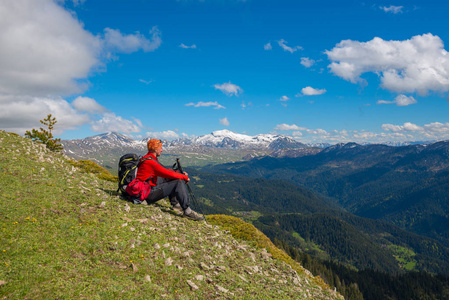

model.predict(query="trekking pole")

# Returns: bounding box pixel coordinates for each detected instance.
[176,158,207,222]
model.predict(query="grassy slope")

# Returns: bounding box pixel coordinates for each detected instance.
[0,131,341,299]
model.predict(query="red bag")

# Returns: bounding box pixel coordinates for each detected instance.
[125,178,152,200]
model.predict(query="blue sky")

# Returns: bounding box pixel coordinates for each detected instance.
[1,0,449,144]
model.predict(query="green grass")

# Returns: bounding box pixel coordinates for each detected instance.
[234,211,263,223]
[70,159,118,182]
[388,245,417,271]
[0,131,341,299]
[198,197,213,207]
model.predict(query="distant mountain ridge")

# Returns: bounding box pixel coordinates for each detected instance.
[61,130,319,169]
[63,130,431,150]
[62,130,432,166]
[62,130,308,151]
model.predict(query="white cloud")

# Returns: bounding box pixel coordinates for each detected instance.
[301,86,327,96]
[295,127,384,143]
[382,122,423,132]
[0,0,100,97]
[0,95,90,135]
[301,57,315,68]
[380,5,403,14]
[185,101,225,109]
[0,0,165,137]
[380,121,449,140]
[308,128,329,135]
[275,124,305,131]
[179,43,197,49]
[424,122,449,133]
[277,39,303,53]
[326,34,449,95]
[279,95,290,101]
[139,79,152,85]
[146,130,180,140]
[103,26,162,54]
[381,124,404,132]
[213,82,243,96]
[264,42,272,50]
[377,94,417,106]
[377,100,392,105]
[91,112,142,133]
[403,122,423,131]
[0,94,141,136]
[132,117,143,128]
[241,101,253,109]
[219,117,230,126]
[71,0,86,6]
[274,121,449,144]
[72,96,107,113]
[395,95,418,106]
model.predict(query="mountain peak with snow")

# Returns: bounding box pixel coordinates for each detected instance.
[190,130,282,148]
[62,130,314,161]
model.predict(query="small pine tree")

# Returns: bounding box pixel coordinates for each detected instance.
[25,114,64,152]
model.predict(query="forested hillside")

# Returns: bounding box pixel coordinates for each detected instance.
[200,142,449,247]
[187,168,449,275]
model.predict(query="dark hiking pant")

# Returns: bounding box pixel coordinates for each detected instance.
[144,178,190,210]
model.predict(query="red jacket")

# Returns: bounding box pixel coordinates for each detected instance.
[136,152,188,186]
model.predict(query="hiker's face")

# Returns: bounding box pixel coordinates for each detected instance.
[155,146,163,157]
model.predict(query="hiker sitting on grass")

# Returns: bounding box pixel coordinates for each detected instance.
[131,139,204,221]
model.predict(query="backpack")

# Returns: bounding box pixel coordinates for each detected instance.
[117,153,140,197]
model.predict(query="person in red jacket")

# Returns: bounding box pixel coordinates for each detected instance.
[136,139,204,221]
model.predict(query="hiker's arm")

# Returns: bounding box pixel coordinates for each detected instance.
[153,162,189,181]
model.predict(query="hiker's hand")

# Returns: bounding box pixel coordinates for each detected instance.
[182,171,189,182]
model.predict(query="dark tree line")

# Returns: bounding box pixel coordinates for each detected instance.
[274,238,449,300]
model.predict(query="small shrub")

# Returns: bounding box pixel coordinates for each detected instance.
[24,114,63,152]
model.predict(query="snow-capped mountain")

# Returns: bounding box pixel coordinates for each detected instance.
[62,132,146,155]
[61,132,147,168]
[379,140,434,147]
[166,129,298,149]
[62,131,435,157]
[61,130,314,167]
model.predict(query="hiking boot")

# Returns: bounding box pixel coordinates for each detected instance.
[172,204,183,216]
[183,209,205,221]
